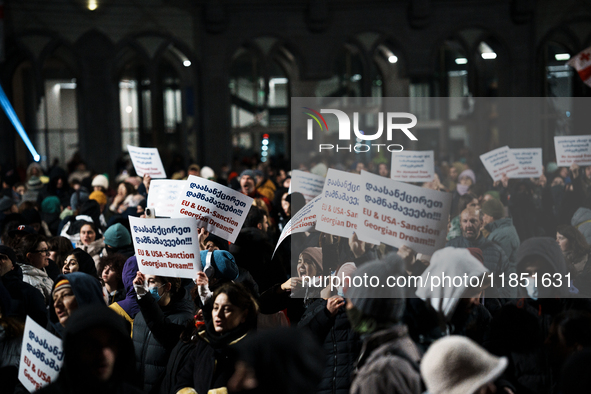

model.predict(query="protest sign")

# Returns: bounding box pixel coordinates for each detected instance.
[290,170,325,203]
[510,148,543,178]
[273,195,321,257]
[479,146,520,181]
[147,179,185,217]
[18,316,63,392]
[129,216,200,279]
[315,169,364,239]
[356,170,452,255]
[127,145,167,178]
[170,175,253,243]
[554,135,591,166]
[391,150,435,182]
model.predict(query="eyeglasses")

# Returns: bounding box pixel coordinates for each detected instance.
[35,249,50,255]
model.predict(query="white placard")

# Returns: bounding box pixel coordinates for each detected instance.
[127,145,167,178]
[356,170,452,255]
[19,316,63,392]
[170,175,253,243]
[147,180,185,217]
[315,169,364,239]
[479,146,520,181]
[129,216,200,279]
[391,150,435,183]
[554,135,591,167]
[290,170,325,203]
[273,195,321,257]
[510,148,543,178]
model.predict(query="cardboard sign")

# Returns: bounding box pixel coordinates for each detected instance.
[554,135,591,166]
[290,170,325,203]
[147,180,185,217]
[273,195,321,257]
[479,146,520,181]
[510,148,543,178]
[18,316,64,392]
[129,216,200,279]
[356,170,452,255]
[127,145,167,178]
[315,169,364,239]
[391,150,435,182]
[170,175,253,243]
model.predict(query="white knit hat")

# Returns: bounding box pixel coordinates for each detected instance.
[91,174,109,189]
[421,336,507,394]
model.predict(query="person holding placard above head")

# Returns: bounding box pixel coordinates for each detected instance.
[132,272,194,394]
[49,272,106,338]
[447,207,513,298]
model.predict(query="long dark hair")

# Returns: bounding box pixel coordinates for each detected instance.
[212,282,258,328]
[557,225,591,256]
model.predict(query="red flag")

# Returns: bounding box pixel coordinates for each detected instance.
[567,46,591,87]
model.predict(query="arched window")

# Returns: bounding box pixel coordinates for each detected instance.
[317,43,365,97]
[544,42,574,97]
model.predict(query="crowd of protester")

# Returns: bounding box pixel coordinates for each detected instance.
[0,149,591,394]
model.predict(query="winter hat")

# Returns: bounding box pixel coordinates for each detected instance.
[8,224,36,237]
[421,336,507,394]
[89,191,107,206]
[103,224,131,248]
[484,190,500,201]
[199,250,239,280]
[311,162,328,177]
[299,247,323,274]
[91,174,109,190]
[346,253,407,324]
[200,166,215,180]
[0,245,17,266]
[458,169,476,183]
[41,196,61,214]
[27,176,43,190]
[240,169,255,181]
[481,198,504,220]
[0,196,14,212]
[70,191,89,211]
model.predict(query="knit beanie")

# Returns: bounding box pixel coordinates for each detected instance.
[482,198,504,220]
[91,174,109,190]
[0,245,17,266]
[89,191,107,206]
[200,250,239,280]
[103,224,131,248]
[299,247,323,274]
[346,253,406,324]
[240,170,255,181]
[421,336,507,394]
[484,190,500,201]
[41,196,61,214]
[458,169,476,183]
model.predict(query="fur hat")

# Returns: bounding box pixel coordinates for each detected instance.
[421,336,507,394]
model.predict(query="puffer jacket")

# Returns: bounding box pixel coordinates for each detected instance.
[18,263,54,305]
[298,299,362,394]
[484,217,520,266]
[132,290,194,394]
[572,207,591,245]
[350,325,422,394]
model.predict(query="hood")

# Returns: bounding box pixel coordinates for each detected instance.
[516,237,569,298]
[60,305,138,390]
[49,272,106,328]
[416,247,489,321]
[114,256,140,318]
[572,207,591,227]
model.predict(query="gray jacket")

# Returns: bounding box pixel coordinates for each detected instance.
[485,217,520,267]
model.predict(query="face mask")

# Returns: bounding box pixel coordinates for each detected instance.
[525,277,538,300]
[456,184,470,196]
[148,285,163,302]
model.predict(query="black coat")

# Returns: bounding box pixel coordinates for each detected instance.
[132,291,194,394]
[1,264,47,327]
[298,299,362,394]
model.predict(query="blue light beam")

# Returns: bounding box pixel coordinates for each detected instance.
[0,83,41,162]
